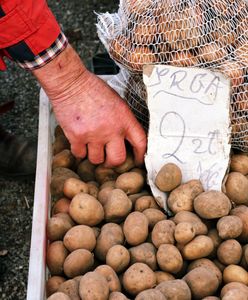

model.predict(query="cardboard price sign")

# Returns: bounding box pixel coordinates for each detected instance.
[143,65,231,212]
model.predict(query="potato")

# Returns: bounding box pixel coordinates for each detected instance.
[47,292,71,300]
[87,181,99,198]
[114,152,135,174]
[183,267,219,299]
[51,167,79,197]
[109,292,129,300]
[106,245,130,273]
[155,279,191,300]
[201,297,220,300]
[132,18,157,45]
[47,213,74,241]
[123,212,149,246]
[217,216,243,239]
[52,135,70,155]
[63,225,96,252]
[182,235,214,260]
[77,159,96,182]
[218,60,244,87]
[52,149,75,170]
[52,198,71,215]
[115,172,144,195]
[123,263,156,296]
[95,265,121,292]
[100,181,116,190]
[104,189,132,223]
[54,125,65,137]
[47,241,69,275]
[213,259,226,273]
[221,282,248,298]
[174,222,196,244]
[198,43,228,63]
[193,191,231,219]
[63,249,94,278]
[230,154,248,175]
[129,243,157,271]
[135,196,160,212]
[63,178,89,199]
[98,186,115,206]
[171,51,198,67]
[168,180,203,213]
[92,227,101,239]
[235,43,248,66]
[230,205,248,242]
[155,163,182,192]
[223,264,248,285]
[128,191,150,205]
[207,229,223,258]
[127,46,157,72]
[57,279,80,300]
[95,164,118,184]
[173,211,208,235]
[225,172,248,205]
[155,271,175,284]
[95,223,124,261]
[46,276,66,297]
[222,289,248,300]
[142,208,166,229]
[151,220,175,248]
[157,244,183,274]
[79,272,109,300]
[69,193,104,226]
[217,239,242,265]
[187,258,222,285]
[135,289,166,300]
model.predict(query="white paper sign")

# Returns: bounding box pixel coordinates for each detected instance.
[143,65,231,212]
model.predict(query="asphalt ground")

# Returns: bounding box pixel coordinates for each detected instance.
[0,1,118,299]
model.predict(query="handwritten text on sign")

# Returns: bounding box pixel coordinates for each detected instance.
[143,65,231,212]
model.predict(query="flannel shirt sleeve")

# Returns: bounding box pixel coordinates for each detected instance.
[16,32,68,70]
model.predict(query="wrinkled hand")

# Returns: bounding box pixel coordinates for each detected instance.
[33,45,147,166]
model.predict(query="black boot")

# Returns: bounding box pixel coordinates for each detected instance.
[0,127,37,177]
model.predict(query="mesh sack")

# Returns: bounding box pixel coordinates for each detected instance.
[97,0,248,151]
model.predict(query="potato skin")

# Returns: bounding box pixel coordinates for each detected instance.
[63,178,89,199]
[182,235,214,260]
[183,267,219,299]
[46,276,66,297]
[174,222,196,244]
[151,220,175,248]
[142,208,166,229]
[52,198,71,215]
[217,239,242,265]
[109,292,129,300]
[135,289,166,300]
[115,172,144,194]
[225,172,248,205]
[155,163,182,192]
[52,149,75,170]
[47,241,69,275]
[193,191,231,219]
[217,215,243,239]
[135,196,160,212]
[155,271,175,284]
[57,279,80,300]
[223,264,248,285]
[79,272,109,300]
[95,223,124,261]
[129,243,157,271]
[155,279,191,300]
[123,263,156,296]
[230,205,248,243]
[69,192,104,226]
[104,189,132,223]
[157,244,183,274]
[47,213,74,241]
[77,159,96,182]
[63,225,96,252]
[220,282,248,298]
[63,249,94,278]
[95,164,118,184]
[47,292,71,300]
[95,265,121,292]
[106,245,130,273]
[168,180,203,213]
[123,212,149,246]
[230,154,248,175]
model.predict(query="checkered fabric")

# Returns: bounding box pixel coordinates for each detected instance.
[17,32,68,70]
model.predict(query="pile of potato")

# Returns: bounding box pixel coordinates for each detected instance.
[46,126,248,300]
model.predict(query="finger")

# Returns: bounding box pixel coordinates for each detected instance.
[104,138,126,168]
[87,143,105,165]
[125,122,147,166]
[71,143,87,159]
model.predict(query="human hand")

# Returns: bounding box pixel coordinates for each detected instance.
[33,45,147,166]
